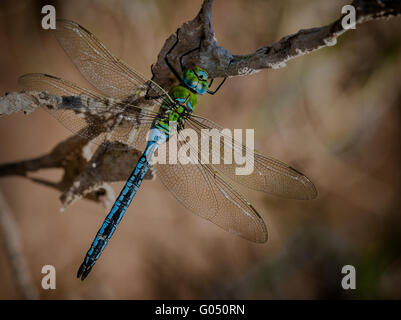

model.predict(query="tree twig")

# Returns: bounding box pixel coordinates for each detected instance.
[0,92,154,208]
[0,190,38,299]
[152,0,401,86]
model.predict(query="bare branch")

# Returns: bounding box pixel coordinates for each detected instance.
[0,191,38,299]
[0,91,154,209]
[152,0,401,83]
[151,0,233,89]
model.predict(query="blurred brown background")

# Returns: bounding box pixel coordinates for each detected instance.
[1,0,401,299]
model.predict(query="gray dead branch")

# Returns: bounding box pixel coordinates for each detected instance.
[0,91,154,209]
[152,0,401,89]
[0,191,38,299]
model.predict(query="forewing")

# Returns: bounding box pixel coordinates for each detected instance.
[55,19,169,102]
[187,115,317,200]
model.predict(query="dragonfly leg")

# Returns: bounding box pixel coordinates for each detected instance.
[145,70,167,100]
[178,40,201,72]
[165,29,182,82]
[166,29,227,96]
[207,77,227,95]
[165,30,203,79]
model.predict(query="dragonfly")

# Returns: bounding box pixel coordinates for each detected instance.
[19,19,317,280]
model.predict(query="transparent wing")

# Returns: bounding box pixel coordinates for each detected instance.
[156,132,268,243]
[19,73,101,98]
[18,73,157,150]
[55,19,170,102]
[186,115,317,200]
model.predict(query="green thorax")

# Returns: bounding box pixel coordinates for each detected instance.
[153,85,197,134]
[168,85,198,111]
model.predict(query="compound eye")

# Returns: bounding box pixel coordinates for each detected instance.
[196,82,208,94]
[183,70,198,88]
[199,72,207,81]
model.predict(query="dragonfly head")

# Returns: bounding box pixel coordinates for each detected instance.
[182,67,209,95]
